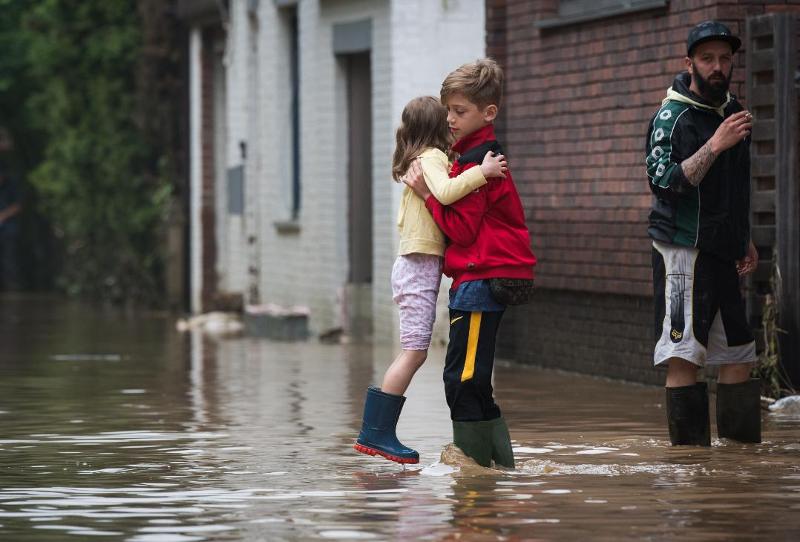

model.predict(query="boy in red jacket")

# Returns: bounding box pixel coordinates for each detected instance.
[404,58,536,468]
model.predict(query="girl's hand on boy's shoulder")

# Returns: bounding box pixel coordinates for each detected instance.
[481,151,507,179]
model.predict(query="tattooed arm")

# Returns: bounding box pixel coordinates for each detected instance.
[680,141,717,186]
[681,111,752,186]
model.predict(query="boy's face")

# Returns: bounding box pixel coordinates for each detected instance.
[445,92,497,140]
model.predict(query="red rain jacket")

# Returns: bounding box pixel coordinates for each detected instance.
[425,124,537,290]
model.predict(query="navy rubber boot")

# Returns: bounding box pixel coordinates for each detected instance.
[354,386,419,464]
[717,379,761,443]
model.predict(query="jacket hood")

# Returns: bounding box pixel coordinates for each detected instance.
[662,72,731,117]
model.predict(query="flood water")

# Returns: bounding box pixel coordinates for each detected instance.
[1,295,798,541]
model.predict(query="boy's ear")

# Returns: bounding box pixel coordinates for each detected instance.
[482,104,498,123]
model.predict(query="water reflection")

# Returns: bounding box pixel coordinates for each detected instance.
[0,295,798,541]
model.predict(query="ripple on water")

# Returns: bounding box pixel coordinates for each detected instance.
[128,535,203,542]
[67,528,124,536]
[50,354,122,362]
[574,447,618,455]
[318,530,377,539]
[514,447,554,454]
[137,525,235,534]
[519,459,702,477]
[419,462,457,477]
[3,430,229,447]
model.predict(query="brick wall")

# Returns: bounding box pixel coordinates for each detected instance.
[496,289,660,384]
[487,0,800,382]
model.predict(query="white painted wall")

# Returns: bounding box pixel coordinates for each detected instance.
[245,0,393,337]
[383,0,487,345]
[217,1,248,295]
[206,0,485,341]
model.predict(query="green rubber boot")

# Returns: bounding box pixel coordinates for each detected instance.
[452,418,515,469]
[488,417,515,469]
[452,420,493,467]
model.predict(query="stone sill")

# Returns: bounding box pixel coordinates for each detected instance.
[273,219,301,235]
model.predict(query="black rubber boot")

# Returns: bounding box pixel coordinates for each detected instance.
[354,386,419,464]
[666,382,711,446]
[452,417,515,468]
[716,378,761,443]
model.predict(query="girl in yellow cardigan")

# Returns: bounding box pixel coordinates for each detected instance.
[354,96,506,464]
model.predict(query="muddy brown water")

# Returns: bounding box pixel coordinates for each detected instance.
[0,295,798,541]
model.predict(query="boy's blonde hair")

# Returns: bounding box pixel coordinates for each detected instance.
[440,58,504,109]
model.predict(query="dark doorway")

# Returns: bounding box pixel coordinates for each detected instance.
[345,52,372,286]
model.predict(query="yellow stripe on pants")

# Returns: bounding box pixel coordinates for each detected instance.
[460,312,482,382]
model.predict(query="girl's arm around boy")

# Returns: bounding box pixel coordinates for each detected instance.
[415,148,505,205]
[403,161,489,247]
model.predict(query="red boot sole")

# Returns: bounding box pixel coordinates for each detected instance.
[353,443,419,464]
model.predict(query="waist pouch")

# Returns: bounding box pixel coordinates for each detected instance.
[488,278,535,306]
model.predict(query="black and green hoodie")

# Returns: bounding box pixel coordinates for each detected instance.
[646,72,750,262]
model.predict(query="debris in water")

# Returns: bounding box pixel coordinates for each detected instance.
[176,312,244,336]
[768,395,800,415]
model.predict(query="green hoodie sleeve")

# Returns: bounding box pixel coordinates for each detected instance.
[646,101,693,198]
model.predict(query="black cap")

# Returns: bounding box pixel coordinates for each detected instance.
[687,21,741,56]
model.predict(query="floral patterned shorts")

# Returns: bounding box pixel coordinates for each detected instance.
[391,254,443,351]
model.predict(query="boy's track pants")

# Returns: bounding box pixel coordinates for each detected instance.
[443,309,504,422]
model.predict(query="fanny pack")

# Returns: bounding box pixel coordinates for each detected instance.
[488,278,535,306]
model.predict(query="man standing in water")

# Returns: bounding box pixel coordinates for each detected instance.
[646,21,760,445]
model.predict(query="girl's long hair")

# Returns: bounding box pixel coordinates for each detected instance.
[391,96,452,181]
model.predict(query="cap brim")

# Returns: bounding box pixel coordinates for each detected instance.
[688,35,741,55]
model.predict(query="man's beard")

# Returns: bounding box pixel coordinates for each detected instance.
[692,63,732,105]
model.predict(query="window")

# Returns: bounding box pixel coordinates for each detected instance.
[536,0,668,30]
[272,4,301,233]
[288,8,300,219]
[275,4,300,223]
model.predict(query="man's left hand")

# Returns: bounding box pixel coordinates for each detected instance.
[736,240,759,276]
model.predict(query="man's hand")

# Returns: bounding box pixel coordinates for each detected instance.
[401,158,431,200]
[710,110,752,154]
[682,111,752,187]
[736,240,758,276]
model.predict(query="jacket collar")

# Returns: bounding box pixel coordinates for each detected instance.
[452,124,496,155]
[663,71,731,117]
